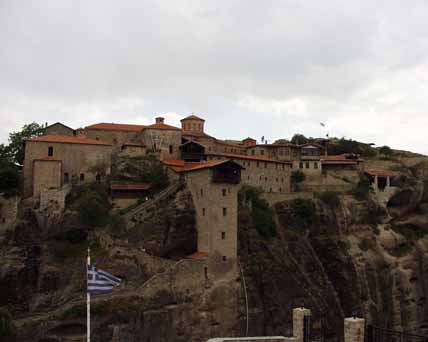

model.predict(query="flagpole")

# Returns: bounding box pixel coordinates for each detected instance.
[87,247,91,342]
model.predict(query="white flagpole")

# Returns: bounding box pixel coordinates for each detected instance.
[87,247,91,342]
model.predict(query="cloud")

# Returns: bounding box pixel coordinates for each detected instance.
[1,0,428,154]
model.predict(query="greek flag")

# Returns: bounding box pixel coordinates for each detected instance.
[87,264,122,294]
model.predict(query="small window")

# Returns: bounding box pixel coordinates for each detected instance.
[96,174,101,183]
[276,178,278,182]
[64,173,69,184]
[279,187,282,192]
[204,266,208,279]
[314,162,318,169]
[223,208,227,216]
[80,173,85,182]
[48,146,54,156]
[306,162,310,169]
[264,162,267,168]
[200,188,203,197]
[257,161,260,167]
[202,208,206,216]
[299,162,304,169]
[265,177,268,181]
[222,256,227,261]
[247,175,250,180]
[269,188,272,192]
[169,145,173,154]
[95,137,100,141]
[282,164,285,170]
[261,150,265,155]
[221,232,226,240]
[259,176,262,180]
[222,189,227,196]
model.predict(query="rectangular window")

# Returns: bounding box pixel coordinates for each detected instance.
[299,162,304,169]
[222,256,227,261]
[48,146,54,156]
[80,173,85,182]
[257,161,260,167]
[314,162,318,169]
[221,232,226,240]
[223,208,227,216]
[202,208,206,216]
[169,145,173,154]
[264,162,267,168]
[222,189,227,196]
[64,173,69,184]
[200,188,203,197]
[306,162,310,169]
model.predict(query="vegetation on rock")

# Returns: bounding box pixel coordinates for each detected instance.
[316,191,341,209]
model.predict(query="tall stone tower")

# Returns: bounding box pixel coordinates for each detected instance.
[181,114,205,134]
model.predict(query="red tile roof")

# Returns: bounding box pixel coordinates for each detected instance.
[365,169,395,177]
[187,252,209,259]
[321,154,363,164]
[170,160,229,173]
[26,135,112,146]
[161,158,185,167]
[145,123,181,131]
[181,115,205,121]
[85,123,146,132]
[206,152,292,164]
[110,181,151,190]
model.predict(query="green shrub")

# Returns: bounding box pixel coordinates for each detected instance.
[109,214,126,237]
[352,177,371,200]
[0,166,19,197]
[389,243,413,257]
[240,186,276,238]
[379,145,393,156]
[290,198,315,229]
[338,240,351,250]
[75,188,111,226]
[316,191,341,209]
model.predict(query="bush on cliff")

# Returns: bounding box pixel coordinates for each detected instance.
[77,189,111,226]
[240,186,276,238]
[352,177,371,200]
[316,191,341,209]
[290,198,315,229]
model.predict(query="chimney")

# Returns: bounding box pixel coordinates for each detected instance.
[155,117,165,124]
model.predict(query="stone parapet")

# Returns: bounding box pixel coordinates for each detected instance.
[344,317,365,342]
[292,308,311,342]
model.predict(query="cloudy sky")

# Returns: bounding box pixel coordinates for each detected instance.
[1,1,428,153]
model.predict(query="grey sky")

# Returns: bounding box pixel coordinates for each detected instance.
[1,1,428,153]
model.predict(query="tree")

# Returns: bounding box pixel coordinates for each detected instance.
[8,122,44,165]
[290,134,309,145]
[291,170,305,184]
[379,145,393,156]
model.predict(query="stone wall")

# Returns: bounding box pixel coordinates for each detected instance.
[44,123,74,136]
[141,128,182,159]
[39,187,69,211]
[80,128,141,152]
[24,140,112,197]
[184,168,239,268]
[261,192,314,206]
[206,155,291,193]
[33,160,62,198]
[344,318,365,342]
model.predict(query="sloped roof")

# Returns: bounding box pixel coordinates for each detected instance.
[365,169,394,177]
[206,152,292,164]
[145,123,181,131]
[85,123,146,132]
[161,158,186,167]
[45,122,74,131]
[26,135,112,146]
[181,114,205,121]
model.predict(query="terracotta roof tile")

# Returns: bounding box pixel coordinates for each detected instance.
[145,123,181,131]
[206,152,292,164]
[187,251,208,259]
[181,115,205,121]
[85,123,145,132]
[170,160,229,173]
[365,169,395,177]
[161,158,185,167]
[26,135,112,146]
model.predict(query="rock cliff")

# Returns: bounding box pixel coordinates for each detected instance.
[1,160,428,341]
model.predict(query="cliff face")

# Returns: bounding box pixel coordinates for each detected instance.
[238,165,428,339]
[2,161,428,341]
